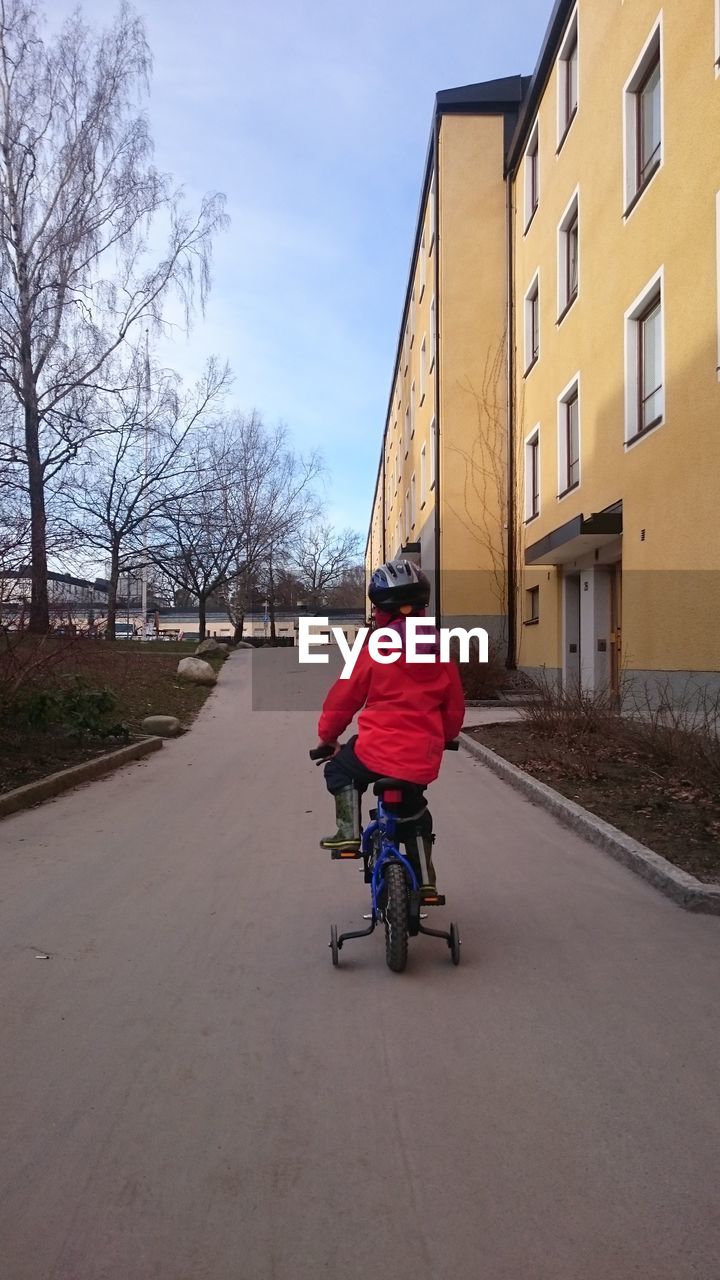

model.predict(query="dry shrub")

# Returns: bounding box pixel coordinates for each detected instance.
[450,636,507,700]
[521,669,616,740]
[624,677,720,789]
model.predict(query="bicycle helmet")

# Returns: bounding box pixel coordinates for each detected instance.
[368,559,430,611]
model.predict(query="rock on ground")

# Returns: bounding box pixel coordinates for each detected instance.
[177,657,217,686]
[141,715,182,737]
[195,638,228,657]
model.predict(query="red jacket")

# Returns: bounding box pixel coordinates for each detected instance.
[317,642,465,784]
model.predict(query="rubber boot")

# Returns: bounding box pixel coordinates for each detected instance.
[320,786,360,852]
[402,812,439,900]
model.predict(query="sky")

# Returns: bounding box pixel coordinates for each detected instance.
[51,0,550,540]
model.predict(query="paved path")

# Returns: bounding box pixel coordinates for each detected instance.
[1,650,719,1280]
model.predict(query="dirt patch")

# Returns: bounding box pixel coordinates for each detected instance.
[466,722,720,884]
[0,641,225,796]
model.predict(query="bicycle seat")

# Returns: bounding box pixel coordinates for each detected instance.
[373,777,418,797]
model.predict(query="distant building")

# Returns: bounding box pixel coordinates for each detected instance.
[0,570,109,628]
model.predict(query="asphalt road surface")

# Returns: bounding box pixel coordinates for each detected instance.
[1,650,719,1280]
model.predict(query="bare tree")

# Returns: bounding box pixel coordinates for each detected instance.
[291,523,363,610]
[147,431,247,643]
[65,346,229,639]
[0,0,227,632]
[216,414,322,640]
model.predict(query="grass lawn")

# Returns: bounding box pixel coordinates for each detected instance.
[0,639,228,796]
[466,721,720,884]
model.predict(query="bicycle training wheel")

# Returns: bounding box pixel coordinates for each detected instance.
[384,862,409,973]
[449,922,461,966]
[330,924,340,967]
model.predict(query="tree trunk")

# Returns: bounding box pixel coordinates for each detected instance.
[198,594,207,642]
[232,614,244,643]
[25,403,49,635]
[268,553,276,642]
[106,542,121,641]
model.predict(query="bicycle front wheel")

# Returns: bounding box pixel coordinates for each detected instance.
[384,862,409,973]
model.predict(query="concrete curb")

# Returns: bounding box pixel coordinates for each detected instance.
[0,737,164,820]
[459,731,720,916]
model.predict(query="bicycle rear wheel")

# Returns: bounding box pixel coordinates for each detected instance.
[384,862,409,973]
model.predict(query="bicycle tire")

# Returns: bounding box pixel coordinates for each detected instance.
[384,862,409,973]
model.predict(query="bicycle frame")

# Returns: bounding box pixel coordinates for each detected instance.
[362,800,420,918]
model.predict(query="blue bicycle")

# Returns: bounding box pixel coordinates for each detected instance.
[310,744,461,972]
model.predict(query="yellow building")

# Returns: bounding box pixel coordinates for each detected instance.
[366,0,720,702]
[365,78,529,651]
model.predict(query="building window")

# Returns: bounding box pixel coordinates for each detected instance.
[558,377,580,495]
[404,405,410,456]
[410,381,416,436]
[625,270,664,444]
[526,586,540,623]
[410,290,416,348]
[410,473,416,529]
[557,7,579,148]
[420,443,427,505]
[624,22,662,214]
[557,191,579,320]
[420,337,427,403]
[524,273,540,372]
[525,428,540,520]
[419,230,426,301]
[430,416,437,488]
[430,296,436,369]
[404,489,411,541]
[403,322,409,374]
[524,122,539,229]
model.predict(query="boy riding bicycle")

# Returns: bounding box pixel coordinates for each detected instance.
[316,560,465,901]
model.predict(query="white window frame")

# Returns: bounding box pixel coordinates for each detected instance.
[624,266,665,446]
[622,15,664,217]
[430,416,437,488]
[429,296,436,370]
[557,4,579,149]
[557,187,580,321]
[557,372,581,498]
[524,425,541,521]
[524,271,540,372]
[420,335,427,403]
[410,380,416,437]
[524,120,540,230]
[420,443,427,506]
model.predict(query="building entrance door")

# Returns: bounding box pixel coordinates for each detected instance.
[563,573,581,691]
[610,561,623,700]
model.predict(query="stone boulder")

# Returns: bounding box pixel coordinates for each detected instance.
[195,638,227,657]
[177,657,217,686]
[142,715,182,738]
[234,640,253,649]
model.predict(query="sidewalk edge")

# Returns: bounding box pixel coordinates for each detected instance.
[0,738,164,821]
[459,732,720,915]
